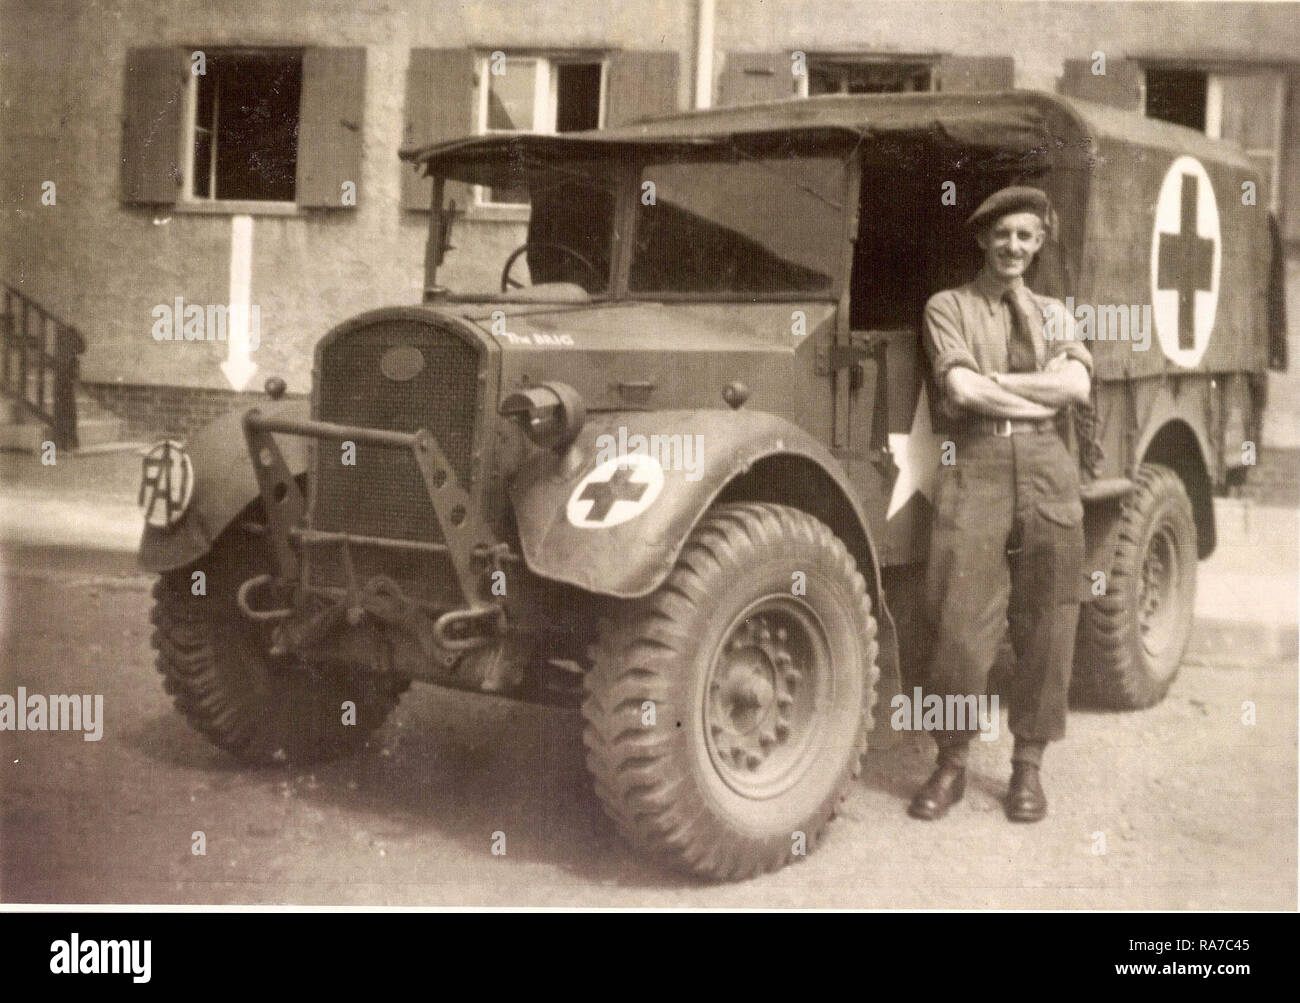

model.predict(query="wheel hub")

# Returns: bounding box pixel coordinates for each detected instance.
[704,603,828,798]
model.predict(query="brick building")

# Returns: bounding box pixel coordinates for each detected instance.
[2,0,1297,442]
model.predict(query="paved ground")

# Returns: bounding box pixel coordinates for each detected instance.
[0,449,1296,908]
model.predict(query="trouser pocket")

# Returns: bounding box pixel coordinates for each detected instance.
[1024,498,1085,605]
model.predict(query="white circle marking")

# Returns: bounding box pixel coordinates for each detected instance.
[566,453,665,528]
[1149,155,1221,368]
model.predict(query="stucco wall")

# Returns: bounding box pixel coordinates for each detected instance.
[0,0,693,397]
[712,1,1300,89]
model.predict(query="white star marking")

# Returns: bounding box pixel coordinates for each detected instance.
[886,383,945,520]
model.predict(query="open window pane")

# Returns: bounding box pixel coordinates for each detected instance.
[487,58,537,131]
[1145,68,1207,131]
[191,50,301,202]
[556,62,602,132]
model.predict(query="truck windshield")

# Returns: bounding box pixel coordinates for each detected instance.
[628,151,845,296]
[448,159,618,298]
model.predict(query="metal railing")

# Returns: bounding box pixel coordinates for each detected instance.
[1,283,86,449]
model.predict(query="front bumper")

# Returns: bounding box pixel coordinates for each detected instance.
[240,407,509,654]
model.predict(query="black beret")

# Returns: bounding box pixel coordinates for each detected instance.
[966,186,1056,237]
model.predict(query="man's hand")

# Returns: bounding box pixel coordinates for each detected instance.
[946,367,1057,420]
[994,357,1090,408]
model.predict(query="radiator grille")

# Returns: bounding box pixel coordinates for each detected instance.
[308,318,479,602]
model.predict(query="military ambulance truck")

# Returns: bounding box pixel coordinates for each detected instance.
[138,92,1287,879]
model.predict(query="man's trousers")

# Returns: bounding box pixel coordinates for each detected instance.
[924,427,1086,750]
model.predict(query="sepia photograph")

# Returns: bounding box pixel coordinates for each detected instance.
[0,0,1296,923]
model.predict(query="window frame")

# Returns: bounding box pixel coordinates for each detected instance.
[795,53,937,99]
[1140,58,1288,215]
[177,45,304,213]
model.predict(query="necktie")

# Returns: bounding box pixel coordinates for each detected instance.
[1002,288,1039,373]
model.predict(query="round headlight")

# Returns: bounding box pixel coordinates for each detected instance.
[500,382,586,451]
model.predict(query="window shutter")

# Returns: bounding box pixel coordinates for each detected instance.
[934,55,1015,93]
[120,47,187,204]
[401,48,477,211]
[719,52,797,106]
[605,51,680,127]
[1215,71,1285,215]
[1286,71,1300,243]
[1057,58,1143,111]
[1267,214,1288,371]
[296,47,366,209]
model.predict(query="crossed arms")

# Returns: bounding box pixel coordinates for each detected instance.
[945,355,1091,420]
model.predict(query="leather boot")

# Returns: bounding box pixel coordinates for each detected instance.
[908,762,966,820]
[1005,762,1047,822]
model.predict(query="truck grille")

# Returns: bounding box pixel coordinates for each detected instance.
[308,317,480,604]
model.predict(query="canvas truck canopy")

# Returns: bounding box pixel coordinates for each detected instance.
[1069,101,1266,379]
[400,90,1106,183]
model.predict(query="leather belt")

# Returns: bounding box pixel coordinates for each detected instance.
[967,417,1058,438]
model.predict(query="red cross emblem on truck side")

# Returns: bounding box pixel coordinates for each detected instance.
[1150,155,1221,368]
[1156,172,1215,351]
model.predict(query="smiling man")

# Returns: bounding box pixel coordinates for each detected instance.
[908,186,1093,824]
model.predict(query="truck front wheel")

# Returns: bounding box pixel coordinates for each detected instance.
[582,503,879,880]
[1072,463,1198,709]
[151,514,408,764]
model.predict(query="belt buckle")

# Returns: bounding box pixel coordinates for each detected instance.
[993,418,1012,437]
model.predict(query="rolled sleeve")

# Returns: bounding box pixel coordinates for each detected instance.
[923,292,979,385]
[1042,303,1093,376]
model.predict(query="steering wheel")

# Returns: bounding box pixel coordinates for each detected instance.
[500,242,601,293]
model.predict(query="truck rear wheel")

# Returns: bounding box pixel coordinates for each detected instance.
[151,516,407,764]
[1072,463,1197,709]
[582,503,879,880]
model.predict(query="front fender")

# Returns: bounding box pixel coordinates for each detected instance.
[138,399,310,572]
[511,408,901,749]
[510,410,876,599]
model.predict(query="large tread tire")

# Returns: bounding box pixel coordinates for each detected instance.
[1072,463,1197,709]
[582,503,879,881]
[151,518,408,764]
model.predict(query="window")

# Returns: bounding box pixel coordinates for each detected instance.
[505,159,618,295]
[1145,67,1207,131]
[184,49,303,203]
[629,152,845,295]
[1144,64,1287,213]
[122,46,363,209]
[799,57,933,98]
[477,54,605,206]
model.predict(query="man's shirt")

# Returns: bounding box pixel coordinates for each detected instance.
[922,270,1092,420]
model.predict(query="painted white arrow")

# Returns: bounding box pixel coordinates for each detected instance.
[886,382,944,520]
[220,214,258,391]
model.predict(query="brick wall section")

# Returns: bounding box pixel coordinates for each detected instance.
[81,381,307,440]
